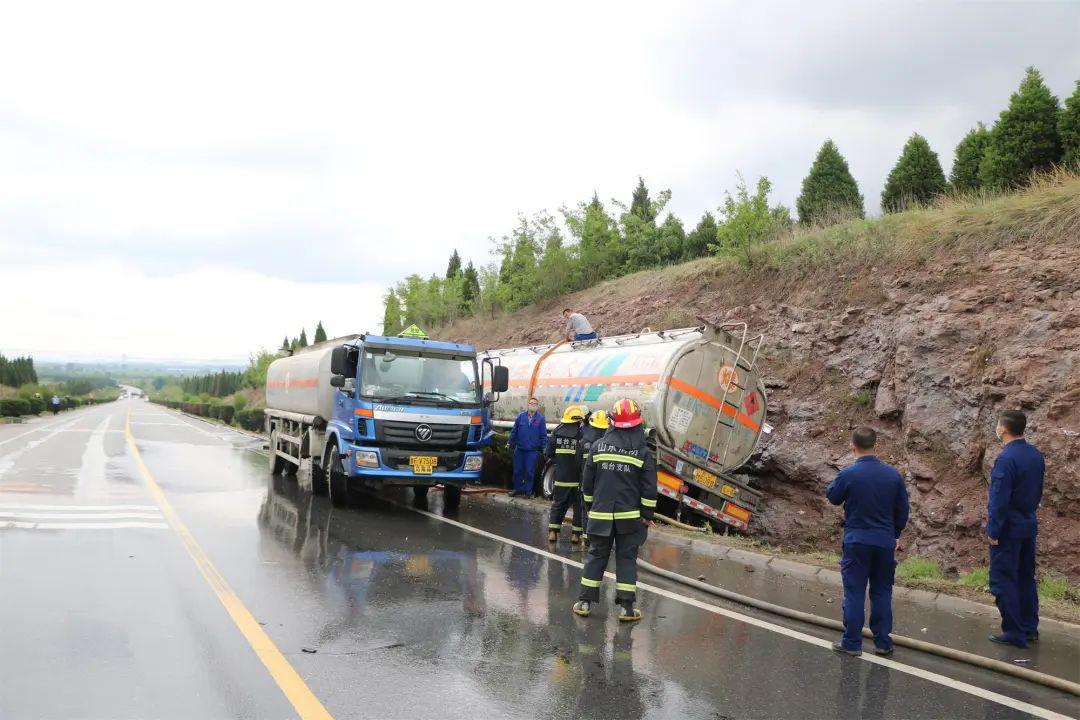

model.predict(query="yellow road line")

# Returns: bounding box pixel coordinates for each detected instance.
[125,410,333,720]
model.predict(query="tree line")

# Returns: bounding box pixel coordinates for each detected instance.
[279,321,328,352]
[0,353,38,387]
[380,66,1079,333]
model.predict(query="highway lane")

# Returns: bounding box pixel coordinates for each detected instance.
[0,399,1075,719]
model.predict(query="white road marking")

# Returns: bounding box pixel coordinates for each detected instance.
[0,504,158,511]
[0,512,164,520]
[409,505,1073,720]
[0,521,168,530]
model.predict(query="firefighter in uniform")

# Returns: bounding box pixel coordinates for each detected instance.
[545,405,587,545]
[576,410,609,548]
[573,398,658,622]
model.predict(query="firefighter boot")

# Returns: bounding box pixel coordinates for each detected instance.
[570,532,582,546]
[617,602,642,623]
[573,600,592,617]
[548,530,559,544]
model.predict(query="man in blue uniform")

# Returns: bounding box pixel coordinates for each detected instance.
[987,409,1044,648]
[508,397,547,497]
[826,427,909,656]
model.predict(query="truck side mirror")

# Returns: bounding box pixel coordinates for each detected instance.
[491,365,509,394]
[330,346,349,376]
[329,375,346,388]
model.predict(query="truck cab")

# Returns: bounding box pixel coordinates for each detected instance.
[322,331,509,507]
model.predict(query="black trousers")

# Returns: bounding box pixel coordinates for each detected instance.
[578,523,646,604]
[549,485,583,534]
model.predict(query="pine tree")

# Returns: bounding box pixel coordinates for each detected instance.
[881,133,947,213]
[629,177,656,223]
[461,262,480,310]
[684,212,718,260]
[298,329,308,348]
[445,249,462,279]
[290,338,299,351]
[979,67,1062,190]
[796,140,864,225]
[950,124,990,193]
[313,321,327,343]
[1060,80,1080,169]
[382,291,403,335]
[280,336,289,351]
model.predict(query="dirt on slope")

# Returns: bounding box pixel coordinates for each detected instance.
[440,178,1080,580]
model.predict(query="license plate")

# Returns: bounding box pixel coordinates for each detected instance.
[692,467,717,488]
[409,456,438,475]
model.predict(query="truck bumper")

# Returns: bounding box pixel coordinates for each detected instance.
[345,444,483,486]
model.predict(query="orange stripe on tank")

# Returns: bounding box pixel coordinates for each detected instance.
[665,377,761,433]
[508,373,660,389]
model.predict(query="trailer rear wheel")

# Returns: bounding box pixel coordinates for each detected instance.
[327,446,349,508]
[269,429,287,475]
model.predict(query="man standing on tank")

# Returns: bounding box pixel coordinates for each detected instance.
[826,426,909,657]
[508,397,547,497]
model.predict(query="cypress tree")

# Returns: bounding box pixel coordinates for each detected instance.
[629,177,656,223]
[979,67,1062,190]
[1060,80,1080,169]
[445,249,462,279]
[461,262,480,310]
[298,329,308,348]
[280,336,289,351]
[684,212,718,260]
[949,124,990,193]
[382,290,404,335]
[881,134,947,213]
[796,140,864,226]
[313,321,327,343]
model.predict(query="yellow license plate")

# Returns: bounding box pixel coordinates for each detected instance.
[721,484,735,498]
[410,456,438,474]
[693,467,717,488]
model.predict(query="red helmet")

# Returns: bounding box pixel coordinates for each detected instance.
[611,398,643,429]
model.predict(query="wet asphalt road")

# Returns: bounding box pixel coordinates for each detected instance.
[0,400,1076,720]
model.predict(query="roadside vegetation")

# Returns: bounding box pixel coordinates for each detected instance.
[381,66,1079,336]
[0,353,121,417]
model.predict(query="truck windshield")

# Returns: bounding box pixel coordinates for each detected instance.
[359,350,480,406]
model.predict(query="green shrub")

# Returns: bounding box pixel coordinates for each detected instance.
[236,408,265,431]
[27,397,44,414]
[897,556,942,581]
[1038,575,1079,603]
[0,398,31,416]
[959,567,990,591]
[218,406,235,425]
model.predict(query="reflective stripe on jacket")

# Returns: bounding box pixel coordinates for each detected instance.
[581,426,658,535]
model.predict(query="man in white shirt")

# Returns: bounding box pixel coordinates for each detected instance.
[564,309,596,342]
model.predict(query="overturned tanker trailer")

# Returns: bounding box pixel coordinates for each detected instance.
[481,322,771,530]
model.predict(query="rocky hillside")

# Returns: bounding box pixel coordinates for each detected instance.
[441,174,1080,580]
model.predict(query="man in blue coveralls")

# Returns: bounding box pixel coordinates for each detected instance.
[826,426,909,657]
[987,409,1044,648]
[508,397,547,497]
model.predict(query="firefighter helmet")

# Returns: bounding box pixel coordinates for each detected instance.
[588,410,610,430]
[561,404,587,423]
[610,399,642,429]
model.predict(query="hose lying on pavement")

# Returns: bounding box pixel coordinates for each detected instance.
[655,512,706,533]
[637,558,1080,696]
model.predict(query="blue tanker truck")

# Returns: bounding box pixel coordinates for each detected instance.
[264,327,509,508]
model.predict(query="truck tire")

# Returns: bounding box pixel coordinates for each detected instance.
[413,486,429,503]
[269,429,287,475]
[541,463,555,499]
[443,484,462,511]
[327,446,350,508]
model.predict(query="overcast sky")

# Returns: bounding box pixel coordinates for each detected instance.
[2,1,1078,363]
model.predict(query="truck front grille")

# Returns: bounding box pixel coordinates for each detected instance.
[376,420,467,449]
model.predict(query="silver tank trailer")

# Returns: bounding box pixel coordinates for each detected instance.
[265,336,360,423]
[481,323,767,476]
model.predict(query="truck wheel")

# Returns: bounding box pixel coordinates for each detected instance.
[413,486,429,503]
[541,463,555,499]
[269,429,286,475]
[327,446,349,508]
[443,484,462,510]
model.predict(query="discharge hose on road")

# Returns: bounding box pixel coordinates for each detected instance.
[636,558,1080,696]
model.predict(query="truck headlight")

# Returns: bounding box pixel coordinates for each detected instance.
[463,455,483,472]
[354,450,379,468]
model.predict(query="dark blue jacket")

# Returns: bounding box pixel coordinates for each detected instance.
[987,439,1044,540]
[509,411,547,452]
[826,456,909,549]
